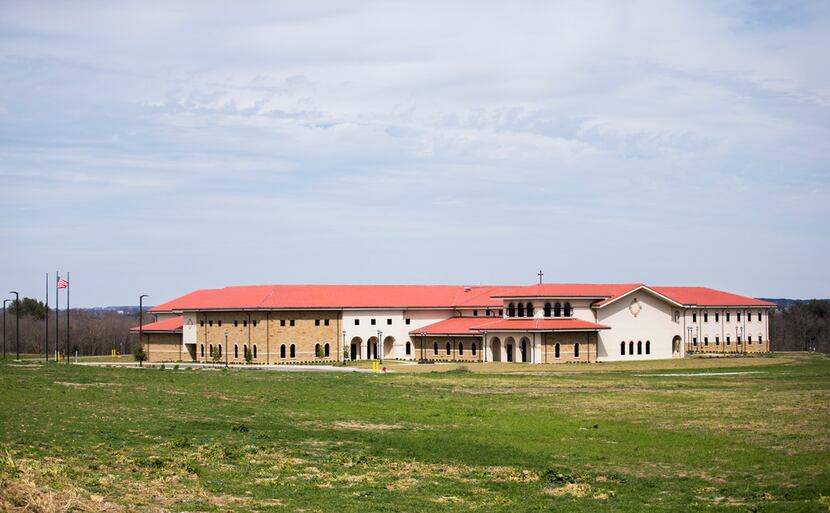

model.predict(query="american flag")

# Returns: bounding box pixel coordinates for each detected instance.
[57,277,68,289]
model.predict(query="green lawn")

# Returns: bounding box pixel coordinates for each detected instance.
[1,353,828,512]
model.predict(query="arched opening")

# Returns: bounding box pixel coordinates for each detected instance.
[324,343,330,357]
[490,337,502,362]
[517,303,525,317]
[472,342,477,356]
[574,343,580,358]
[555,343,561,358]
[209,344,213,357]
[544,302,552,317]
[350,337,362,360]
[637,341,642,355]
[554,302,562,317]
[459,342,464,356]
[564,303,572,317]
[520,338,529,363]
[253,345,257,359]
[201,344,205,358]
[218,344,222,357]
[234,344,239,359]
[367,337,378,359]
[620,341,625,355]
[433,341,438,355]
[315,343,321,357]
[280,344,286,358]
[629,341,634,354]
[383,336,395,359]
[645,340,651,355]
[505,337,515,362]
[445,341,451,355]
[507,303,516,317]
[672,335,681,356]
[526,303,534,317]
[405,341,411,355]
[289,344,296,358]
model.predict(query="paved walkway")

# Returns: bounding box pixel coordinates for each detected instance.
[77,361,373,373]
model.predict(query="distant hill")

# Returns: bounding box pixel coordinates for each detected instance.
[760,298,830,309]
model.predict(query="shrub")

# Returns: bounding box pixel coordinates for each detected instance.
[133,344,147,367]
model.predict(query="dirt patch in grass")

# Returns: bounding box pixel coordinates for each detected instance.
[52,381,122,389]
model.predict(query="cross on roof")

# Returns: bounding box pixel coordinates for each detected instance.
[538,270,544,284]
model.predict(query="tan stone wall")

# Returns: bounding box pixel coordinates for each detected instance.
[541,332,597,363]
[689,337,771,354]
[142,333,183,362]
[416,336,483,362]
[194,310,342,364]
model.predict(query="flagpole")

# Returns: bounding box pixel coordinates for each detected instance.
[55,270,59,361]
[66,271,70,362]
[45,272,49,361]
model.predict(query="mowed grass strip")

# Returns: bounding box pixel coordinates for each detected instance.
[0,353,827,512]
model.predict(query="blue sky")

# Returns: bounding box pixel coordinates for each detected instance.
[1,1,829,306]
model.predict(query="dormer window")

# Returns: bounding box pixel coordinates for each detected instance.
[517,303,525,317]
[554,302,562,317]
[526,303,534,317]
[544,303,552,317]
[507,303,515,317]
[563,302,572,317]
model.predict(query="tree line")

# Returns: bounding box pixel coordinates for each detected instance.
[2,298,140,357]
[769,300,830,353]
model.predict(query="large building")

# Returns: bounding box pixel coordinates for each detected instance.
[131,283,775,364]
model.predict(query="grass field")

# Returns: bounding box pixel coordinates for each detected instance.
[1,353,828,512]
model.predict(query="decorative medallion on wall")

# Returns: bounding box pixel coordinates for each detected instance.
[186,318,193,326]
[629,298,642,318]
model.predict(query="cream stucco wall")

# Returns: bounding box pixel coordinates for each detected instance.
[596,291,683,361]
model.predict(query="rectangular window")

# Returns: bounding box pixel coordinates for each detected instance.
[290,320,295,327]
[704,337,709,346]
[747,312,752,322]
[234,320,238,327]
[473,310,478,316]
[371,319,376,325]
[485,309,491,316]
[748,336,753,343]
[209,320,213,327]
[737,312,741,322]
[315,319,320,326]
[716,336,720,345]
[354,319,359,326]
[243,320,248,327]
[703,313,708,322]
[218,320,222,327]
[253,320,257,327]
[499,309,503,316]
[693,337,698,345]
[726,336,731,345]
[758,312,762,321]
[324,319,330,326]
[692,313,697,322]
[737,335,742,343]
[200,320,204,327]
[387,318,392,325]
[405,318,411,325]
[715,313,719,322]
[280,320,286,327]
[726,312,730,322]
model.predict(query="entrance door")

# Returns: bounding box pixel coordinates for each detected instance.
[351,343,358,360]
[506,344,514,362]
[521,340,528,362]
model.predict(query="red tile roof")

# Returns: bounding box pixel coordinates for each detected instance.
[130,316,183,333]
[150,285,515,312]
[493,283,643,300]
[651,287,775,307]
[410,317,609,335]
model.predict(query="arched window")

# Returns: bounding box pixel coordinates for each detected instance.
[324,343,330,357]
[629,341,634,354]
[508,303,515,317]
[315,343,321,357]
[459,342,464,355]
[554,302,562,317]
[620,341,625,355]
[244,345,248,357]
[280,344,286,358]
[526,303,534,317]
[405,342,411,355]
[645,340,650,355]
[544,303,552,317]
[555,343,560,358]
[201,344,205,357]
[253,345,257,359]
[234,344,239,358]
[218,344,222,356]
[446,342,451,355]
[209,344,213,357]
[290,344,296,358]
[574,343,580,358]
[517,303,525,317]
[472,342,477,355]
[564,303,572,317]
[674,311,680,322]
[637,341,642,355]
[433,341,438,355]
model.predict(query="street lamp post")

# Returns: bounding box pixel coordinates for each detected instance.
[342,330,347,363]
[224,331,229,368]
[139,294,149,363]
[2,298,10,360]
[9,291,19,360]
[377,330,383,363]
[419,330,427,363]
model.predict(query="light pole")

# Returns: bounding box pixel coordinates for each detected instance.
[377,330,383,363]
[736,326,744,353]
[2,298,10,360]
[419,330,427,363]
[224,331,229,368]
[342,330,347,363]
[9,291,19,360]
[139,294,149,363]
